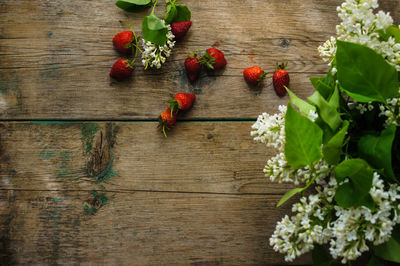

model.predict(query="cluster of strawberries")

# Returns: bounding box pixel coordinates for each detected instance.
[243,63,290,96]
[110,20,192,79]
[159,93,196,137]
[184,47,227,82]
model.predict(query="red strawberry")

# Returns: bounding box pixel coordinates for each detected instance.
[171,21,192,40]
[159,108,178,137]
[110,59,134,79]
[168,93,196,114]
[243,66,266,85]
[184,50,202,82]
[201,48,227,70]
[113,31,134,54]
[273,62,290,96]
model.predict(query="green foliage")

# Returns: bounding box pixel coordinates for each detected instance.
[358,125,397,182]
[164,3,191,24]
[310,69,336,100]
[373,237,400,263]
[142,13,168,46]
[378,25,400,43]
[308,89,342,132]
[322,120,349,165]
[334,159,375,209]
[312,244,334,266]
[276,187,304,207]
[284,103,323,169]
[115,0,152,12]
[286,87,316,115]
[336,40,399,103]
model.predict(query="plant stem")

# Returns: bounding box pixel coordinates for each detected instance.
[152,0,159,14]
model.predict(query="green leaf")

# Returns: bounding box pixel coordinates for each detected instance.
[358,124,397,181]
[286,87,316,115]
[322,120,349,165]
[334,159,375,209]
[335,182,375,209]
[373,237,400,263]
[284,103,323,169]
[328,86,340,109]
[142,14,168,46]
[174,4,191,22]
[277,187,304,207]
[367,254,384,266]
[115,0,152,12]
[310,77,334,100]
[164,4,177,24]
[308,91,342,132]
[378,25,400,43]
[336,40,399,103]
[312,244,334,266]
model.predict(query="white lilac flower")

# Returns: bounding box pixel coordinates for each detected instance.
[270,173,400,264]
[318,0,400,70]
[141,23,175,69]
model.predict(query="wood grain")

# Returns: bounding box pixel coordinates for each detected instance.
[0,122,298,194]
[0,122,310,265]
[1,0,396,119]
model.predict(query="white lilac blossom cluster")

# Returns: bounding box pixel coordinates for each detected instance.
[141,23,175,69]
[269,174,400,263]
[251,106,329,185]
[252,0,400,263]
[318,0,400,70]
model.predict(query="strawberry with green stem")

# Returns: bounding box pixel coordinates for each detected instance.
[243,66,267,86]
[200,48,227,70]
[168,93,196,114]
[184,49,201,82]
[159,108,178,138]
[273,62,290,96]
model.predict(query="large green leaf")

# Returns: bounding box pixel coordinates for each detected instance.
[373,237,400,263]
[164,4,177,24]
[322,120,349,165]
[115,0,152,12]
[310,77,334,100]
[286,87,316,115]
[358,125,397,181]
[284,103,323,169]
[336,40,399,103]
[174,4,191,22]
[308,91,342,132]
[142,14,168,46]
[335,182,375,209]
[334,159,375,209]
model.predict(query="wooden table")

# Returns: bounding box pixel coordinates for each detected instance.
[0,0,399,265]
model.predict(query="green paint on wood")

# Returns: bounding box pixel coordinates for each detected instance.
[30,121,73,125]
[39,65,61,80]
[81,123,100,153]
[40,150,56,160]
[83,190,109,215]
[93,155,117,184]
[55,151,81,180]
[53,198,62,202]
[47,31,53,36]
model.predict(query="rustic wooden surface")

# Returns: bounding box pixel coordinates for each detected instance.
[0,0,399,265]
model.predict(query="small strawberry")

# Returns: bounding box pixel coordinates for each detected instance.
[171,21,192,40]
[273,62,290,96]
[159,108,178,137]
[110,59,134,79]
[243,66,266,85]
[184,50,202,82]
[200,48,227,70]
[168,93,196,114]
[113,31,135,54]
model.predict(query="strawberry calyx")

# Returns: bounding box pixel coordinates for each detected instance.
[200,51,216,70]
[167,94,181,116]
[257,70,267,84]
[276,62,288,71]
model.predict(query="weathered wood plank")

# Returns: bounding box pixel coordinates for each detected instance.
[0,122,297,194]
[0,189,311,265]
[1,0,397,119]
